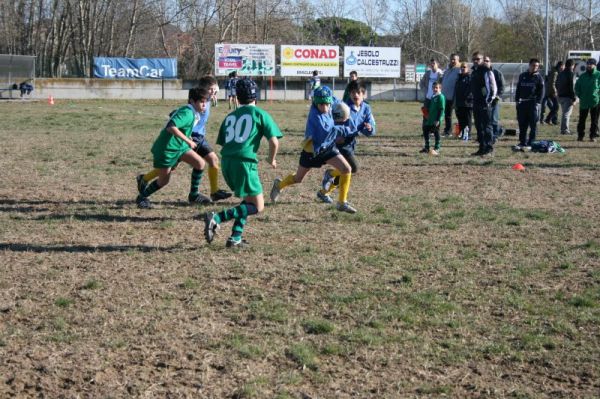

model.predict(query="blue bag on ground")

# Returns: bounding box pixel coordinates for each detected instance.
[530,140,565,153]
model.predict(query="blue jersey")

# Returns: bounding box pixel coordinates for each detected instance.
[192,101,211,138]
[305,100,351,154]
[338,99,376,151]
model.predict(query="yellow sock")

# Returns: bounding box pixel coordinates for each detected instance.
[325,184,338,195]
[279,174,297,189]
[143,169,159,182]
[330,169,341,178]
[208,166,219,194]
[338,173,351,204]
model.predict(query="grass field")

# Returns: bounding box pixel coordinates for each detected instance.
[1,98,599,398]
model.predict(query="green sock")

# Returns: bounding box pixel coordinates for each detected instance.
[216,202,257,223]
[141,180,162,198]
[231,217,247,240]
[189,169,204,197]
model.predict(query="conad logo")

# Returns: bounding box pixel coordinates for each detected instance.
[284,47,338,59]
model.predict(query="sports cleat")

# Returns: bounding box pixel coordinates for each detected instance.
[136,174,147,194]
[336,201,357,214]
[512,144,523,151]
[189,192,213,205]
[321,169,335,191]
[270,178,282,203]
[226,236,249,248]
[316,190,333,204]
[419,148,429,153]
[429,149,439,156]
[210,189,232,202]
[203,212,220,243]
[136,196,152,209]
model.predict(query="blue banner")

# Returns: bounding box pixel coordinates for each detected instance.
[93,57,177,79]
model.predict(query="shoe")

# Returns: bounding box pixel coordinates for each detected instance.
[419,148,429,153]
[336,201,357,214]
[513,144,523,151]
[189,192,213,205]
[577,137,584,142]
[429,149,439,155]
[471,149,485,156]
[321,169,334,191]
[136,196,152,209]
[270,178,282,203]
[539,120,545,125]
[443,131,450,137]
[226,236,249,248]
[316,190,333,204]
[522,146,532,151]
[591,138,597,142]
[203,211,220,243]
[481,150,494,157]
[136,174,147,194]
[210,189,232,201]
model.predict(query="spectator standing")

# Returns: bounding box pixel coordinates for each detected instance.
[441,54,461,136]
[484,57,505,142]
[556,59,577,135]
[342,70,358,102]
[454,62,473,139]
[470,51,497,156]
[574,58,600,142]
[419,59,444,107]
[541,61,564,125]
[514,58,545,151]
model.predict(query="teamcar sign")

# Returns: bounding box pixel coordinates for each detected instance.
[93,57,177,79]
[280,45,340,77]
[343,47,401,78]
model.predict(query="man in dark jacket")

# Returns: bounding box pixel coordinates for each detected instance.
[470,51,497,156]
[541,61,563,125]
[484,56,505,142]
[556,59,577,135]
[514,58,545,151]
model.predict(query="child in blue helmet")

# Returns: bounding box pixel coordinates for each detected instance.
[269,85,357,213]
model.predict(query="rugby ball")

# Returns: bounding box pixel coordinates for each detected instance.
[332,102,350,123]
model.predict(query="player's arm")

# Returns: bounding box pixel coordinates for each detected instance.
[166,125,196,149]
[267,136,279,168]
[360,108,376,136]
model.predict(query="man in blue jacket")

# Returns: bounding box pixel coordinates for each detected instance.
[514,58,545,151]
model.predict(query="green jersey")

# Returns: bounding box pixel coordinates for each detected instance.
[217,105,283,162]
[151,105,200,159]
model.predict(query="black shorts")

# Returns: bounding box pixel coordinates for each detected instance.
[192,136,214,158]
[299,147,340,169]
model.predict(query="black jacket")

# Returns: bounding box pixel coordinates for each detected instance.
[556,70,576,101]
[454,73,473,108]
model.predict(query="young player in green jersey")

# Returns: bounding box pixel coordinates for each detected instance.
[203,78,282,248]
[135,87,210,209]
[136,76,232,205]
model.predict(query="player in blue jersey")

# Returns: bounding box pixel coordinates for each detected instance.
[318,80,376,203]
[227,71,239,110]
[270,85,358,213]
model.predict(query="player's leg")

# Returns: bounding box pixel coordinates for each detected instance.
[325,155,355,213]
[322,149,357,197]
[270,154,313,203]
[136,167,171,208]
[180,150,211,204]
[204,151,232,201]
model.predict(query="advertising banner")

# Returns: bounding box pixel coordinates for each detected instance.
[93,57,177,79]
[280,45,340,77]
[405,64,415,82]
[343,47,401,78]
[214,44,275,76]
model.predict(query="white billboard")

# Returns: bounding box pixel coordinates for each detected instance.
[568,50,600,77]
[343,47,401,78]
[214,43,275,76]
[280,45,340,77]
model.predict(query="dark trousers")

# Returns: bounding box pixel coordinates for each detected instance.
[541,96,559,123]
[444,99,454,134]
[517,101,540,146]
[423,124,440,150]
[473,106,494,152]
[455,106,472,135]
[577,106,600,140]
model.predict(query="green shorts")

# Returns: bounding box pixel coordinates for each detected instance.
[221,158,263,198]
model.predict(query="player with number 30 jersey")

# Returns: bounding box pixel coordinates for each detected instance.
[203,78,283,248]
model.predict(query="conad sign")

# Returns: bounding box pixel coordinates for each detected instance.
[280,45,340,77]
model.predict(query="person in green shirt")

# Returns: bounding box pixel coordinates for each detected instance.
[574,58,600,142]
[135,87,210,209]
[420,81,446,155]
[203,78,282,248]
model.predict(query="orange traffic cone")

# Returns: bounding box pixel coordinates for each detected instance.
[48,95,54,105]
[512,163,525,171]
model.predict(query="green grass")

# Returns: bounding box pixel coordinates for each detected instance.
[0,99,598,397]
